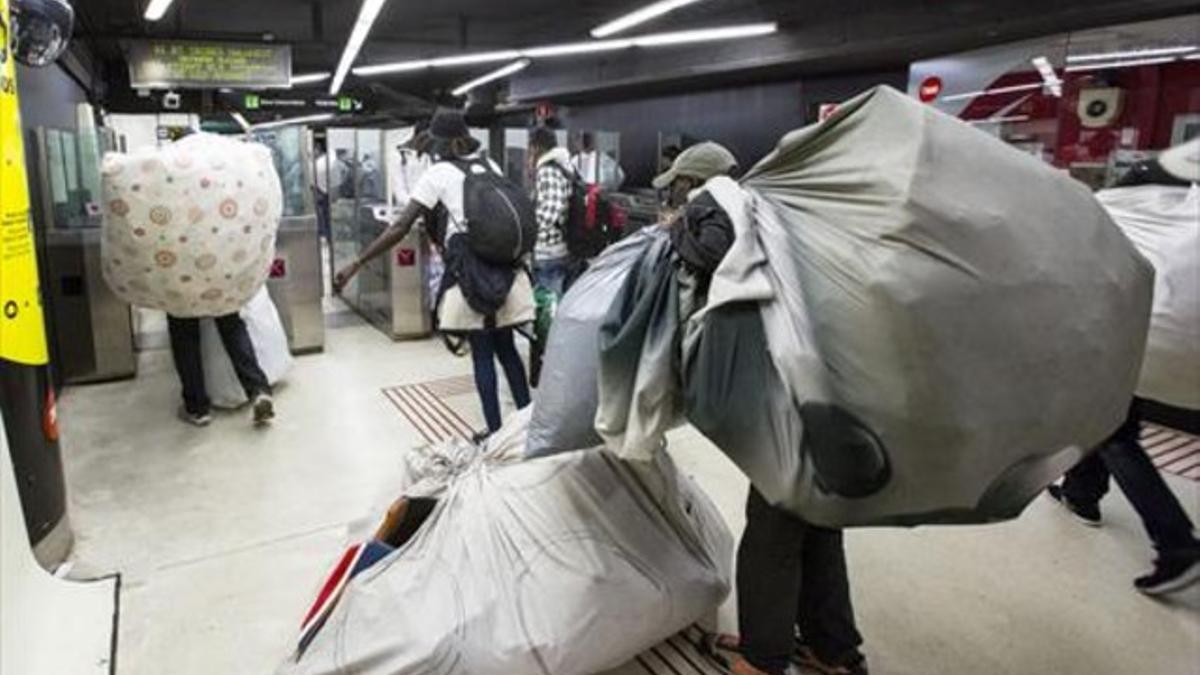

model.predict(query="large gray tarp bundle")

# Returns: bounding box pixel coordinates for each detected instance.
[527,229,669,457]
[284,409,732,675]
[597,86,1153,527]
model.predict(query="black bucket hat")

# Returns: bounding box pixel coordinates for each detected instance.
[429,108,470,141]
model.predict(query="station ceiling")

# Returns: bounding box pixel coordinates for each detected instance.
[78,0,1197,106]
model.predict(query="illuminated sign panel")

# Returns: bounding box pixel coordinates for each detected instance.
[128,40,292,89]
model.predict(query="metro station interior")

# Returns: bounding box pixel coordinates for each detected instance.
[1,1,1198,674]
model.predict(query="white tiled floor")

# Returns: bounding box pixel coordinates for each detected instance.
[57,308,1200,675]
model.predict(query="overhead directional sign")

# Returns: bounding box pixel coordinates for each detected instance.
[235,93,363,113]
[128,40,292,89]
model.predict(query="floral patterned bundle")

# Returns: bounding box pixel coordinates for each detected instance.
[101,133,282,317]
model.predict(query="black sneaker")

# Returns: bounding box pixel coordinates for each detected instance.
[1134,553,1200,596]
[1046,484,1102,527]
[178,406,212,427]
[252,393,275,425]
[794,646,869,675]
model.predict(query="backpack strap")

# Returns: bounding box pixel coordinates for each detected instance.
[547,161,583,188]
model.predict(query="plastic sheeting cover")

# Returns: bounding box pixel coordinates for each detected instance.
[1096,185,1200,410]
[675,86,1153,526]
[200,286,293,409]
[101,133,283,317]
[283,409,732,675]
[527,229,667,457]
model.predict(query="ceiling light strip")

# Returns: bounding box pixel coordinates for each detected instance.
[1066,45,1196,63]
[144,0,176,21]
[1030,56,1062,97]
[630,23,776,46]
[591,0,709,38]
[1064,56,1180,73]
[352,22,778,77]
[523,39,633,58]
[968,115,1031,125]
[430,50,522,68]
[330,0,390,95]
[291,72,332,85]
[940,82,1043,102]
[451,59,532,97]
[249,113,335,131]
[229,112,251,132]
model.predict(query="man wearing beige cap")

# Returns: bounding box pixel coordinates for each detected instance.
[653,143,870,675]
[653,140,741,210]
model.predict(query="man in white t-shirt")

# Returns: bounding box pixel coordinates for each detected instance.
[571,132,624,192]
[333,109,532,438]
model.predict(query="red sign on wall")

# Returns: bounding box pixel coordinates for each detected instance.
[918,76,943,103]
[395,248,416,267]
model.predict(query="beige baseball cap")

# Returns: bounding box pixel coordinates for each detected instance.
[652,141,738,189]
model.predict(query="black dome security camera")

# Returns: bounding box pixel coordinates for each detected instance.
[11,0,74,68]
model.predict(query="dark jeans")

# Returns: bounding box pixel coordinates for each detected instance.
[738,488,864,674]
[168,314,271,416]
[1061,401,1199,556]
[466,327,531,432]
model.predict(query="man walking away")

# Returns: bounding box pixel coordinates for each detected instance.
[168,313,275,427]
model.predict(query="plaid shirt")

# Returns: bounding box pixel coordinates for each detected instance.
[534,156,572,260]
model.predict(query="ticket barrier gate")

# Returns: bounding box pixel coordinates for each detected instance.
[339,204,432,340]
[267,214,325,354]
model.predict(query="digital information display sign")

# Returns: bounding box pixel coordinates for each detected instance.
[127,40,292,89]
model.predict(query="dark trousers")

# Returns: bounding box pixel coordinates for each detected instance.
[168,314,271,416]
[737,488,864,674]
[314,189,331,240]
[466,327,531,432]
[1061,401,1198,556]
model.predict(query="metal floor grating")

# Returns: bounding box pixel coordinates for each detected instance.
[1142,423,1200,481]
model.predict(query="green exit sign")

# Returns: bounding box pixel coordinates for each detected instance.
[244,94,261,110]
[337,96,353,112]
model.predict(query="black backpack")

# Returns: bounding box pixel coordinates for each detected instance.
[553,164,623,259]
[451,159,537,265]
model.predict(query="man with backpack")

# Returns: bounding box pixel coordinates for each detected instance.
[333,109,534,439]
[528,126,575,298]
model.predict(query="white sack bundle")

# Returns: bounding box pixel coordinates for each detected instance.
[283,409,732,675]
[201,287,293,409]
[101,133,283,317]
[1097,184,1200,410]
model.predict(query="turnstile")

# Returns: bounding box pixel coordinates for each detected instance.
[267,214,325,354]
[43,228,137,384]
[32,126,137,386]
[251,126,326,354]
[339,203,432,340]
